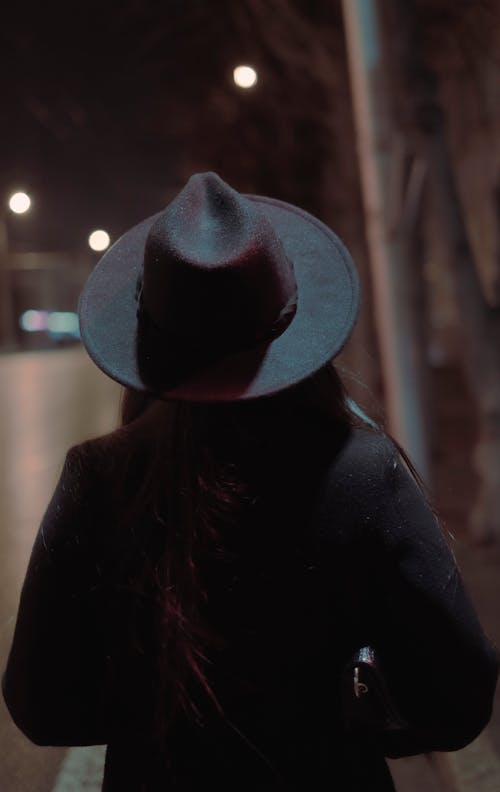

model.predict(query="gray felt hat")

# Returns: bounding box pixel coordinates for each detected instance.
[78,172,360,402]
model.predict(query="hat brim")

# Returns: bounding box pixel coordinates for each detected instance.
[78,195,360,402]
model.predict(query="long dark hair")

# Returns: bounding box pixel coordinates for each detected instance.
[115,361,433,756]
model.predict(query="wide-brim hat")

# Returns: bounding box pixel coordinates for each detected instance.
[78,172,360,402]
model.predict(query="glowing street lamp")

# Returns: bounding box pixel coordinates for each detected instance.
[8,191,31,214]
[1,189,32,348]
[233,65,258,89]
[88,229,110,252]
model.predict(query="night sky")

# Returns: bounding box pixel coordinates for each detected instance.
[2,1,259,253]
[6,1,487,260]
[2,0,357,260]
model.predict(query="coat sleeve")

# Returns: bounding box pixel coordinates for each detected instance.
[365,448,500,758]
[1,446,111,746]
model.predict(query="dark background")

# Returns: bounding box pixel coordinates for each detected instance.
[1,1,355,252]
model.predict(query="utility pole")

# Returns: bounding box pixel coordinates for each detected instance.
[341,0,431,485]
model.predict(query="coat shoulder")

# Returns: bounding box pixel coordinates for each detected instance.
[312,425,399,546]
[65,426,131,468]
[325,424,398,492]
[64,400,167,476]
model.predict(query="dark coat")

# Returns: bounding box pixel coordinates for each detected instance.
[2,414,499,791]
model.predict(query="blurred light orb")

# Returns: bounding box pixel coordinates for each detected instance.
[233,65,258,89]
[47,311,80,335]
[9,191,31,214]
[20,309,48,331]
[88,229,110,251]
[20,309,80,338]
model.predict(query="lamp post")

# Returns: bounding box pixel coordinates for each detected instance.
[0,191,32,350]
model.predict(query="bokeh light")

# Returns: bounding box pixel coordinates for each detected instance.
[8,191,31,214]
[20,310,48,332]
[233,65,258,89]
[88,229,111,251]
[19,310,80,338]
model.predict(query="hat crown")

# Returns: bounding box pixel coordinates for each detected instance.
[159,171,247,266]
[140,172,298,351]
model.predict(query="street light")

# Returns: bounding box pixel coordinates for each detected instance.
[88,229,110,252]
[2,190,32,348]
[8,191,31,214]
[233,65,258,89]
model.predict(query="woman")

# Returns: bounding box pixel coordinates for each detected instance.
[3,172,498,791]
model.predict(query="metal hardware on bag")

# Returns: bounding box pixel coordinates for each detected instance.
[354,666,369,699]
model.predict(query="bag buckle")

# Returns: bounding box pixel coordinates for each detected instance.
[354,666,369,699]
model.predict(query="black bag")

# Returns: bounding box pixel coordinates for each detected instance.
[340,646,409,735]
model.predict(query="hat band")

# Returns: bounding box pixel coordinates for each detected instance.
[134,273,298,363]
